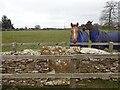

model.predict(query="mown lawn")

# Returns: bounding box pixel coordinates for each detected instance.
[2,30,70,43]
[2,30,70,51]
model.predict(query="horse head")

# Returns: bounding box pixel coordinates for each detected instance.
[85,21,93,30]
[70,22,79,44]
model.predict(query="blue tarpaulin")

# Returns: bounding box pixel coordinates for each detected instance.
[107,32,120,42]
[70,28,120,50]
[70,30,88,43]
[90,29,120,50]
[89,29,100,42]
[90,30,120,42]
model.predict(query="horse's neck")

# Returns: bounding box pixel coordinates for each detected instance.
[89,28,100,42]
[78,30,83,35]
[89,27,100,33]
[77,30,83,41]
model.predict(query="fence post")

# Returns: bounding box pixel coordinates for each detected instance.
[109,42,113,53]
[69,58,76,88]
[12,42,17,52]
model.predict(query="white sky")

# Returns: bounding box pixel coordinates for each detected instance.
[0,0,119,28]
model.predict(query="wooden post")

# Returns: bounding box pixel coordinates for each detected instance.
[69,58,76,88]
[109,42,113,53]
[12,42,17,52]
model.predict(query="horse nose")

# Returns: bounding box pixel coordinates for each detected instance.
[73,39,77,44]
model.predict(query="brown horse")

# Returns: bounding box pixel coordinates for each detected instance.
[70,23,79,44]
[70,23,88,45]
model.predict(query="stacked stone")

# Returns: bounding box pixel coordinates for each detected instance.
[1,46,119,86]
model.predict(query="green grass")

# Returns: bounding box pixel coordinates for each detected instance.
[2,30,70,51]
[2,45,42,51]
[2,30,70,43]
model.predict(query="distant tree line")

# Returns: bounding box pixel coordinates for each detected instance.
[15,27,69,31]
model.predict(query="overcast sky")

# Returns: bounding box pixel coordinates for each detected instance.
[0,0,119,28]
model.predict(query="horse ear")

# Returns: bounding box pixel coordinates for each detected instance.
[77,22,79,26]
[71,23,73,27]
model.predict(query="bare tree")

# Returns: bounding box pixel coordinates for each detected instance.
[100,1,118,30]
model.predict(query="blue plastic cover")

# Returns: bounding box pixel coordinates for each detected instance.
[107,32,120,42]
[90,30,120,42]
[70,30,88,43]
[89,29,99,42]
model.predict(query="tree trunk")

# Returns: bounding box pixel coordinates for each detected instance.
[108,8,112,30]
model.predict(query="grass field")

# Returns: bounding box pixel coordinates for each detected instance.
[2,30,70,51]
[2,30,70,43]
